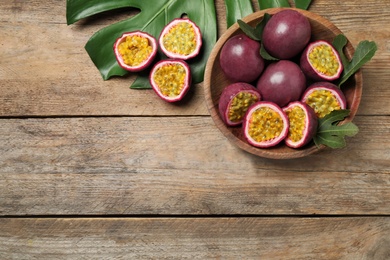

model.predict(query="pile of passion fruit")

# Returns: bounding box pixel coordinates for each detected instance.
[113,18,202,102]
[218,9,347,149]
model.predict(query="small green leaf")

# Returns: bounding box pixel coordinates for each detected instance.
[294,0,312,10]
[237,19,261,41]
[313,109,359,149]
[338,40,377,87]
[260,44,279,60]
[332,34,349,69]
[258,0,290,10]
[224,0,254,28]
[254,13,271,40]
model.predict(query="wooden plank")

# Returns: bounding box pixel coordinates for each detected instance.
[1,116,389,215]
[1,217,390,259]
[0,0,389,116]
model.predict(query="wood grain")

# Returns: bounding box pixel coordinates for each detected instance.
[0,116,389,215]
[1,217,390,259]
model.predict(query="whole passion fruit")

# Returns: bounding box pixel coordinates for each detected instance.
[218,82,262,126]
[159,18,202,60]
[301,82,347,118]
[300,40,343,81]
[149,59,191,102]
[243,101,289,148]
[283,101,318,148]
[219,34,265,83]
[262,9,311,59]
[113,31,158,72]
[256,60,306,108]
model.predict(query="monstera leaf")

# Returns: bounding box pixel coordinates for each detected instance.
[66,0,217,88]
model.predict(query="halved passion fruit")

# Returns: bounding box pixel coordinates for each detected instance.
[300,40,343,81]
[149,59,191,102]
[113,31,157,72]
[283,101,318,148]
[301,82,347,118]
[159,18,202,60]
[218,82,262,126]
[243,102,289,148]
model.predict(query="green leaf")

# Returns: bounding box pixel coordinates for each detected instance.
[258,0,290,10]
[294,0,312,10]
[66,0,217,89]
[338,40,377,87]
[224,0,254,28]
[313,109,359,149]
[260,44,279,60]
[332,34,349,69]
[237,19,261,41]
[254,13,271,40]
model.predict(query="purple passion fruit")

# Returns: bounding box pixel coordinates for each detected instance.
[243,101,289,148]
[256,60,306,108]
[149,59,191,102]
[262,9,311,59]
[219,34,265,83]
[114,31,157,72]
[300,40,343,81]
[283,101,318,148]
[218,83,262,126]
[301,82,347,118]
[159,18,202,60]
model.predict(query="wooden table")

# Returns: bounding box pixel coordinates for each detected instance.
[1,0,389,258]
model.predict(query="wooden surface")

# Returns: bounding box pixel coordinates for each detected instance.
[0,0,389,259]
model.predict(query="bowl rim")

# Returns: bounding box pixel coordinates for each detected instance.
[203,7,363,159]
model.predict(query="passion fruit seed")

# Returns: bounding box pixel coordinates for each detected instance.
[163,22,196,56]
[248,107,284,143]
[308,44,340,77]
[118,35,153,67]
[285,106,306,143]
[228,92,259,122]
[306,89,341,118]
[153,63,186,98]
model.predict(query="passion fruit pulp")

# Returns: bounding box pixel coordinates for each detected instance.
[283,101,318,148]
[301,82,347,118]
[219,34,265,83]
[262,9,311,59]
[218,83,262,126]
[113,31,157,72]
[300,40,343,81]
[243,102,289,148]
[159,18,202,60]
[149,59,191,102]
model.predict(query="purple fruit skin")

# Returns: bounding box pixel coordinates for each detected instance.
[219,34,265,83]
[301,82,347,109]
[300,40,343,81]
[262,9,311,59]
[218,82,261,126]
[283,101,318,148]
[256,60,307,108]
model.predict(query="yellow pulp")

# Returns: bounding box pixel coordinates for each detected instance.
[306,90,341,118]
[228,92,259,122]
[118,35,153,66]
[153,64,186,97]
[285,106,306,142]
[163,22,196,55]
[248,107,284,142]
[308,44,339,76]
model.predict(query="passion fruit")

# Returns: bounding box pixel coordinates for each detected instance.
[159,18,202,60]
[283,101,318,148]
[149,59,191,102]
[256,60,306,108]
[301,82,347,118]
[262,9,311,59]
[218,83,262,126]
[243,101,289,148]
[300,40,343,81]
[219,34,265,83]
[113,31,158,72]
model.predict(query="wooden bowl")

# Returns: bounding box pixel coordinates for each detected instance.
[203,8,363,159]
